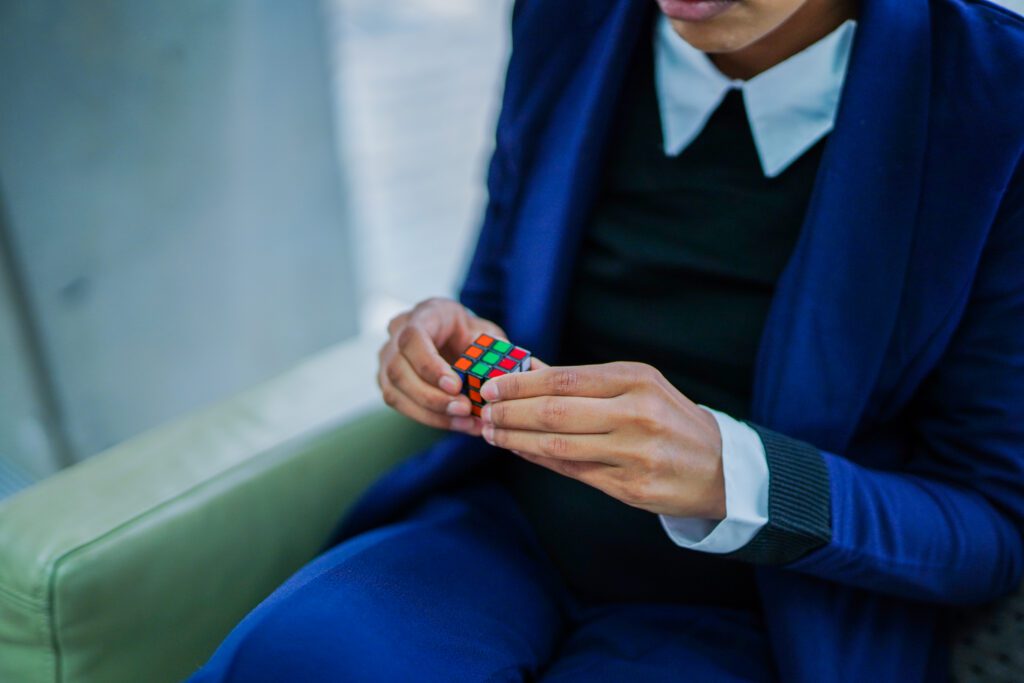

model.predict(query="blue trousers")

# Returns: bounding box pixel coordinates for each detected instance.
[188,480,776,682]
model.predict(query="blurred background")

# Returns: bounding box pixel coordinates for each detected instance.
[0,0,512,499]
[1,0,1022,501]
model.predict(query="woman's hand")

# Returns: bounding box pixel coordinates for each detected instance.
[479,362,726,520]
[378,298,508,436]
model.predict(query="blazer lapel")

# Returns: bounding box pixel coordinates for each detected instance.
[750,0,933,452]
[504,0,932,455]
[504,0,652,360]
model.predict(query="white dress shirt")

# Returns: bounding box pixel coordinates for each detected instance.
[654,15,857,552]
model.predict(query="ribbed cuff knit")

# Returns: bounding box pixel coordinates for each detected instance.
[725,423,832,565]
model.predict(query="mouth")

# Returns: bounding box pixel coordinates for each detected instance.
[657,0,740,23]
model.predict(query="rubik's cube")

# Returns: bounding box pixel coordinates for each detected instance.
[451,334,532,417]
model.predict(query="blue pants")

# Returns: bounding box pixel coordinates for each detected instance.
[188,480,775,682]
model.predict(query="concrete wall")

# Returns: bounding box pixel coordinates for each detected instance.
[0,246,62,481]
[996,0,1024,15]
[0,1,358,462]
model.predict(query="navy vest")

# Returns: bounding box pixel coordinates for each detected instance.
[499,30,826,607]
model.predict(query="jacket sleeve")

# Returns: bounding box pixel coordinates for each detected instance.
[731,164,1024,607]
[457,2,532,325]
[457,133,515,324]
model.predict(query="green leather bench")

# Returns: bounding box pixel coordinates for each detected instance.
[0,339,1020,682]
[0,339,439,682]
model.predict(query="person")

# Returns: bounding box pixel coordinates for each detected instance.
[190,0,1024,680]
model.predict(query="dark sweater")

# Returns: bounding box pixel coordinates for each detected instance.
[498,31,827,607]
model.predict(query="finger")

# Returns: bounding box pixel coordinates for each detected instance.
[408,299,460,341]
[376,340,396,391]
[386,311,411,337]
[441,321,510,362]
[512,449,612,485]
[397,324,464,395]
[480,363,639,402]
[529,357,550,370]
[482,426,621,465]
[381,383,480,434]
[383,352,472,417]
[481,396,613,434]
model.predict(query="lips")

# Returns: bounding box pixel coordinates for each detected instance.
[657,0,740,23]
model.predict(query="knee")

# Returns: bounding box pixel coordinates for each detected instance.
[221,578,383,681]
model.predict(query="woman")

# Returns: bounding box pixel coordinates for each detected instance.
[192,0,1024,680]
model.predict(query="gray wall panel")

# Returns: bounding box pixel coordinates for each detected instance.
[0,257,61,481]
[0,1,358,460]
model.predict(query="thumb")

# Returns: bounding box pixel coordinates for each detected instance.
[449,317,509,357]
[528,357,549,370]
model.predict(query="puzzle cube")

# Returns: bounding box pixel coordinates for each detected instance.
[450,334,532,417]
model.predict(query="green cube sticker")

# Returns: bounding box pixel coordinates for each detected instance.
[482,351,501,364]
[471,362,490,376]
[492,340,512,353]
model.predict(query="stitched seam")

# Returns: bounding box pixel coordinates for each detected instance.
[44,412,379,682]
[0,581,45,611]
[0,582,57,683]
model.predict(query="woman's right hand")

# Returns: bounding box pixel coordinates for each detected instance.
[377,298,508,435]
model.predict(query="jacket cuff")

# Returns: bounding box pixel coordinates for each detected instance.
[725,423,831,565]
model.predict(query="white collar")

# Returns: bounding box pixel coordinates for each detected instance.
[654,15,857,178]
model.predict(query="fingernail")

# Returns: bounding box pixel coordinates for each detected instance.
[439,376,460,394]
[480,405,491,423]
[482,425,494,443]
[451,417,474,432]
[481,382,498,401]
[446,401,469,416]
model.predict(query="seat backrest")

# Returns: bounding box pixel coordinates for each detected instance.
[951,588,1024,681]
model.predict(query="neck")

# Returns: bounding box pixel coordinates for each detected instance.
[711,0,857,80]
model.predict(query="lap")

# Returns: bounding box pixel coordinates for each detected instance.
[540,603,776,683]
[189,480,570,683]
[189,479,776,683]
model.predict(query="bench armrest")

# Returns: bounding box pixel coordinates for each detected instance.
[0,338,440,683]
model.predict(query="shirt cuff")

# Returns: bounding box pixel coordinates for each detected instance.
[658,405,769,553]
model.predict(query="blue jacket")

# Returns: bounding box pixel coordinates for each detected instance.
[337,0,1024,679]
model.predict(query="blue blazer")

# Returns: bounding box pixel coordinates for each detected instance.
[337,0,1024,679]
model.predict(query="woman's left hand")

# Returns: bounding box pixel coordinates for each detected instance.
[479,362,726,520]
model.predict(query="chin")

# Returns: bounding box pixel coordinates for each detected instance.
[668,17,763,54]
